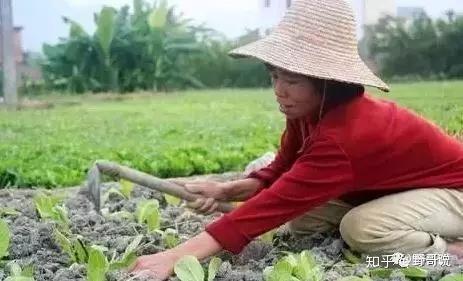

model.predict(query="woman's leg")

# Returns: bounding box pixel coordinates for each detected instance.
[288,199,353,235]
[339,188,463,255]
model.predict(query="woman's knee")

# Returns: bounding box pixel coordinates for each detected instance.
[339,207,382,253]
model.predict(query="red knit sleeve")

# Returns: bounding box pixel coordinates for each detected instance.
[206,136,355,254]
[246,119,302,188]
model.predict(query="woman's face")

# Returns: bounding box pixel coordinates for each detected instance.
[270,67,322,120]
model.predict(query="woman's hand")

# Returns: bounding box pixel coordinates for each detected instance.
[130,232,223,280]
[169,180,230,215]
[171,178,264,214]
[129,250,178,280]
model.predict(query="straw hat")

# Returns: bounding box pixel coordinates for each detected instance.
[229,0,390,92]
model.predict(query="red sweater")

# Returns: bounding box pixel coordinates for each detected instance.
[205,93,463,254]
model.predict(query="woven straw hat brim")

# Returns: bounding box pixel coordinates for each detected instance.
[229,36,390,92]
[228,0,390,92]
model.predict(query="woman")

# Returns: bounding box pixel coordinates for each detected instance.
[131,0,463,279]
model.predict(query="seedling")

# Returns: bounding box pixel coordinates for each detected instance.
[370,266,428,279]
[4,261,35,281]
[259,229,276,244]
[0,219,10,259]
[102,179,135,204]
[33,192,70,232]
[0,207,20,217]
[86,236,143,281]
[53,229,89,264]
[164,194,182,206]
[439,274,463,281]
[136,199,161,232]
[263,250,323,281]
[174,255,222,281]
[155,228,180,249]
[87,246,109,281]
[109,235,143,271]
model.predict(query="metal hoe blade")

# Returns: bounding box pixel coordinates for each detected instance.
[87,164,101,212]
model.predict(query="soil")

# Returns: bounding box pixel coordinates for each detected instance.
[1,172,463,281]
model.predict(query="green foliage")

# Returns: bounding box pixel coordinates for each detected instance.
[136,199,161,232]
[342,248,361,264]
[365,11,463,80]
[33,192,70,232]
[439,274,463,281]
[53,229,89,264]
[109,235,143,271]
[161,228,180,249]
[0,219,10,258]
[264,251,323,281]
[174,255,222,281]
[0,85,462,189]
[0,207,20,217]
[259,229,276,244]
[164,194,182,206]
[120,179,134,199]
[40,0,270,94]
[369,267,428,279]
[4,262,35,281]
[87,246,109,281]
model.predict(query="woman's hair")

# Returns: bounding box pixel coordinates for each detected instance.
[265,63,364,107]
[311,78,364,108]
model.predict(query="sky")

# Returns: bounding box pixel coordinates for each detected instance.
[12,0,463,52]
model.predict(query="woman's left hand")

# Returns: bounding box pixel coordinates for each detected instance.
[129,251,178,280]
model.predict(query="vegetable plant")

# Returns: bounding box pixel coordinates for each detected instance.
[4,261,35,281]
[33,192,70,232]
[263,250,323,281]
[0,219,10,259]
[53,229,90,264]
[164,194,182,206]
[155,228,180,249]
[174,255,222,281]
[136,199,161,232]
[439,274,463,281]
[102,179,135,204]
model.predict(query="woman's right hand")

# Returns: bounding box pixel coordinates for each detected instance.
[170,180,231,215]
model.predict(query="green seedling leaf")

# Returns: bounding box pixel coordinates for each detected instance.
[294,250,322,281]
[342,248,362,264]
[439,273,463,281]
[102,187,125,204]
[0,207,20,217]
[120,179,134,199]
[163,228,180,249]
[401,267,428,278]
[34,192,61,220]
[109,235,142,271]
[4,277,35,281]
[110,211,134,221]
[136,200,161,232]
[21,264,34,277]
[207,257,222,281]
[87,246,109,281]
[8,261,22,276]
[74,238,89,264]
[259,229,276,244]
[53,229,76,263]
[164,194,182,206]
[174,255,204,281]
[264,258,297,281]
[0,219,10,258]
[370,268,393,278]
